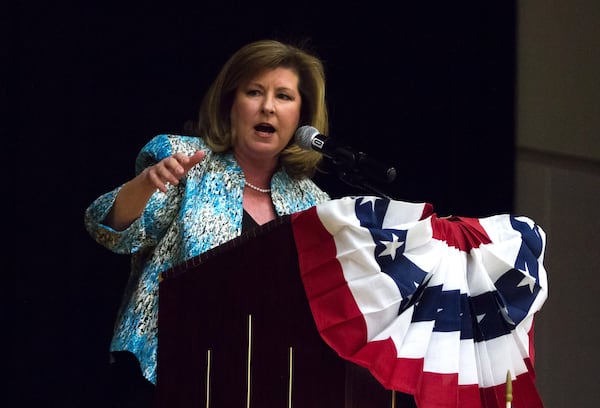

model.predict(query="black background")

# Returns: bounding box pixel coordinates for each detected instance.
[12,2,516,407]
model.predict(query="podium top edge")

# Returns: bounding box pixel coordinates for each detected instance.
[159,214,292,282]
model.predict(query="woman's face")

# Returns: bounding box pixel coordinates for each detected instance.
[230,67,302,164]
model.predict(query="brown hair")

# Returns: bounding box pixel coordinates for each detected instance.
[195,39,329,179]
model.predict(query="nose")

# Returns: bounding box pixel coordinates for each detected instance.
[261,95,275,115]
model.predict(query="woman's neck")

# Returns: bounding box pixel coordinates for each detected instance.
[234,151,278,186]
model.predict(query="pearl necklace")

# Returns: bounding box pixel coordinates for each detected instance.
[245,181,271,193]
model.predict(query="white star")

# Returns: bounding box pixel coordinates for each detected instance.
[500,305,515,325]
[476,313,486,323]
[378,232,405,260]
[359,196,380,210]
[517,262,536,293]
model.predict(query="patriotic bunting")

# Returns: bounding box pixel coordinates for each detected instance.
[291,196,547,408]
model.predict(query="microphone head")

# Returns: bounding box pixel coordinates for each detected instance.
[294,125,320,151]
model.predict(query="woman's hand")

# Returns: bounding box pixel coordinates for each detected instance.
[105,150,205,230]
[144,151,206,193]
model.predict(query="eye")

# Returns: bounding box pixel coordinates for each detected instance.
[277,92,293,101]
[246,89,262,97]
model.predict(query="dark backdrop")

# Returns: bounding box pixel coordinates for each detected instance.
[13,3,516,407]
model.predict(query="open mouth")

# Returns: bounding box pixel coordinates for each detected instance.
[254,124,275,133]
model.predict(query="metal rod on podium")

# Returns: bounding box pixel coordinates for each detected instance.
[247,314,253,408]
[506,370,512,408]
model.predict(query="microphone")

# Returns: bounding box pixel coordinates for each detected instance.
[294,125,397,184]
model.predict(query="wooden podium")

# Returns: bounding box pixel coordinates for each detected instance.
[156,215,414,408]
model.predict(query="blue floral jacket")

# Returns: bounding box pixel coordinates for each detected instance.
[84,134,330,383]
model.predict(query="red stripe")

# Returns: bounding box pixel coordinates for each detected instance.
[353,338,418,392]
[430,216,492,252]
[458,384,483,408]
[511,368,544,407]
[528,319,536,365]
[416,372,459,408]
[420,202,435,220]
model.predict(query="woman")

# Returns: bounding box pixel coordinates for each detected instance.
[84,39,331,404]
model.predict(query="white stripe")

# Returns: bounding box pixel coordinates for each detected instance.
[423,331,461,373]
[371,306,414,343]
[403,217,434,252]
[473,334,530,387]
[457,338,479,384]
[402,239,444,274]
[465,248,497,297]
[395,320,435,358]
